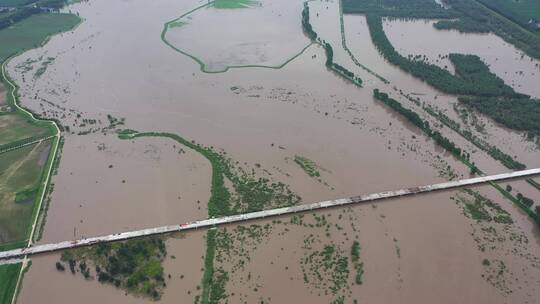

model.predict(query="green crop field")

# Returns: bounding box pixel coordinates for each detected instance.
[0,114,52,146]
[0,140,51,246]
[477,0,540,29]
[0,12,80,63]
[0,263,21,304]
[213,0,258,9]
[0,0,35,7]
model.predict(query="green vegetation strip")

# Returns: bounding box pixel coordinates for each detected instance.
[161,1,313,74]
[294,155,320,178]
[419,103,525,170]
[212,0,258,9]
[302,2,362,87]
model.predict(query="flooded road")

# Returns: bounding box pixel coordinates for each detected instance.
[5,0,540,302]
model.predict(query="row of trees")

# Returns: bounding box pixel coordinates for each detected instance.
[301,3,317,41]
[373,89,464,159]
[459,96,540,137]
[342,0,456,19]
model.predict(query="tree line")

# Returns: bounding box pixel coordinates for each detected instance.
[373,89,466,160]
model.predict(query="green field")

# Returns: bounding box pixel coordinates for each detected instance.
[0,0,35,7]
[0,263,21,304]
[0,113,52,146]
[212,0,258,9]
[0,140,51,246]
[477,0,540,30]
[0,12,80,63]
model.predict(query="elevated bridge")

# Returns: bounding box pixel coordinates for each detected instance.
[1,168,539,261]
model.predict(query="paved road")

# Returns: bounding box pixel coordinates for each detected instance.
[0,168,539,261]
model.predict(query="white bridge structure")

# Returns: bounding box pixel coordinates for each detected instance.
[1,168,539,261]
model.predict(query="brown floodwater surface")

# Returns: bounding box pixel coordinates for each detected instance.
[6,0,540,302]
[165,0,309,72]
[383,18,540,99]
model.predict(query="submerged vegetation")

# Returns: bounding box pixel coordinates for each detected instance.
[294,155,320,178]
[373,90,540,225]
[60,238,167,300]
[301,243,350,297]
[302,3,362,86]
[454,189,513,224]
[420,102,526,170]
[373,89,468,162]
[458,96,540,138]
[350,241,364,285]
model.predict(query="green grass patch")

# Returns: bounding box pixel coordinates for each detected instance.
[294,155,320,178]
[0,113,51,146]
[168,20,186,28]
[0,141,51,245]
[212,0,258,9]
[0,263,21,304]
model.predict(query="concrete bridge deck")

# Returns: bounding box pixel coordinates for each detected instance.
[1,168,539,261]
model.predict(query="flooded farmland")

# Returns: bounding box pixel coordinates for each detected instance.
[3,0,540,303]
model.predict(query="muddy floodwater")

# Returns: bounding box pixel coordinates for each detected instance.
[164,0,309,72]
[6,0,540,303]
[383,18,540,99]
